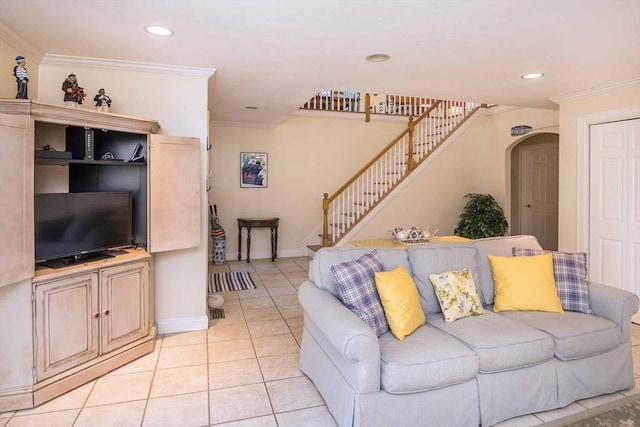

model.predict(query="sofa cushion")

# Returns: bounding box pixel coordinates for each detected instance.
[408,245,479,314]
[311,247,411,298]
[471,235,543,305]
[513,248,593,315]
[330,250,389,336]
[375,266,425,340]
[428,310,555,373]
[489,254,564,313]
[378,326,479,393]
[498,311,621,360]
[429,268,484,322]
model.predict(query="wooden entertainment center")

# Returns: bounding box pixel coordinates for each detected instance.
[0,100,201,411]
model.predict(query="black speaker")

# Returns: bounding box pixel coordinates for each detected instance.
[66,127,94,160]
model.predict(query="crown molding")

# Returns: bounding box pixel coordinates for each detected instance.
[41,54,215,79]
[0,21,44,62]
[551,78,640,104]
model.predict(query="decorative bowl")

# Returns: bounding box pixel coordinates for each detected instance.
[388,226,438,244]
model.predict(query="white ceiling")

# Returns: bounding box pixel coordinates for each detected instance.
[1,0,639,126]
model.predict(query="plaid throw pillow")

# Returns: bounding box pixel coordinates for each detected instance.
[512,248,593,314]
[330,251,390,336]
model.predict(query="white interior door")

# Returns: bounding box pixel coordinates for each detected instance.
[589,119,640,323]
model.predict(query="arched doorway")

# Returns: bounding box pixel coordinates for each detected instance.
[510,133,559,250]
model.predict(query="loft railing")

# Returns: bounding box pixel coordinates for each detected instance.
[321,99,484,246]
[300,90,438,119]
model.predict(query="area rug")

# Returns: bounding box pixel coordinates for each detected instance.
[209,271,256,292]
[548,394,640,426]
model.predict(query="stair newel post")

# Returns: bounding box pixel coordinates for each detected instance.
[407,116,415,171]
[364,93,371,123]
[322,193,330,247]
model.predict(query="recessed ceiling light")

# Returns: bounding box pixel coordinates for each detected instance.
[366,53,391,62]
[244,106,259,110]
[521,72,545,79]
[144,25,174,36]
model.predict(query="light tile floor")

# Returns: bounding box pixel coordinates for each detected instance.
[1,256,639,427]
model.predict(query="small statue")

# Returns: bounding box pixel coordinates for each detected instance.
[61,73,86,107]
[13,55,28,99]
[93,88,112,112]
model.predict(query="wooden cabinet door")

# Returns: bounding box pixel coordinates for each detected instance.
[148,135,201,253]
[34,273,99,381]
[100,261,149,353]
[0,113,34,287]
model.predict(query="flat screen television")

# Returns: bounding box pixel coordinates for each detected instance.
[34,192,132,264]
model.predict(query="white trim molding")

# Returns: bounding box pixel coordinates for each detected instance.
[576,105,640,253]
[156,315,209,334]
[552,79,640,104]
[42,54,215,79]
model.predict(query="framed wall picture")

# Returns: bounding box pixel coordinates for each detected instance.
[240,152,268,188]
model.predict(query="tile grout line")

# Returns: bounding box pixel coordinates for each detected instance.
[137,331,164,427]
[71,377,99,426]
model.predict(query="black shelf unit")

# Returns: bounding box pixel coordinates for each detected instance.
[35,158,147,166]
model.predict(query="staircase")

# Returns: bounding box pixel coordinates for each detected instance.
[319,99,484,247]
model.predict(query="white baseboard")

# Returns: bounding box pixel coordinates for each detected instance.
[156,315,209,334]
[224,249,306,261]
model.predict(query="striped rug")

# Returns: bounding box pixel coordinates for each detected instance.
[209,271,256,292]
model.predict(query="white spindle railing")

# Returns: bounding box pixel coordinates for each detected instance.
[301,91,439,117]
[322,99,482,246]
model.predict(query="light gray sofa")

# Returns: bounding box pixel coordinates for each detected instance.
[298,235,639,427]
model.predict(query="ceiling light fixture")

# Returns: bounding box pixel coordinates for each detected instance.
[521,72,545,79]
[144,25,174,36]
[366,53,390,62]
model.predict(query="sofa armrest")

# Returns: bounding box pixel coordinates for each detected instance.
[588,280,639,340]
[298,281,380,394]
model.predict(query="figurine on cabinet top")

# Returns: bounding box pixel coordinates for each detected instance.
[13,55,28,99]
[93,88,112,112]
[61,73,86,107]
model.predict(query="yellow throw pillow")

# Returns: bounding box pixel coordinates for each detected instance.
[488,254,564,313]
[374,266,425,340]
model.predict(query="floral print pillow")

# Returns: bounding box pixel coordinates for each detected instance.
[429,269,485,322]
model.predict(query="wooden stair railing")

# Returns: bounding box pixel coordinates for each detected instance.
[321,99,483,247]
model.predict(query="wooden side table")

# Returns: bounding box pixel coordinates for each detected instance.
[237,218,279,263]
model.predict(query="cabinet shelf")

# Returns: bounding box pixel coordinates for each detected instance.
[35,158,147,166]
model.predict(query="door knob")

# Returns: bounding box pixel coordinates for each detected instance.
[525,204,532,208]
[104,310,110,315]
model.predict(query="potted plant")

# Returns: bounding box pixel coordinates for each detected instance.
[454,193,509,239]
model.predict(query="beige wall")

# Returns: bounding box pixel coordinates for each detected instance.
[351,107,559,239]
[351,115,494,239]
[485,107,560,225]
[555,83,640,250]
[210,115,406,257]
[210,107,560,253]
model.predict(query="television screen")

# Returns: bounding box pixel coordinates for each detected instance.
[34,192,132,263]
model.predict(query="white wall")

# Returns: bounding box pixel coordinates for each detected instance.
[38,56,214,333]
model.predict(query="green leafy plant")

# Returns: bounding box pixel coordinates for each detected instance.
[454,193,509,239]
